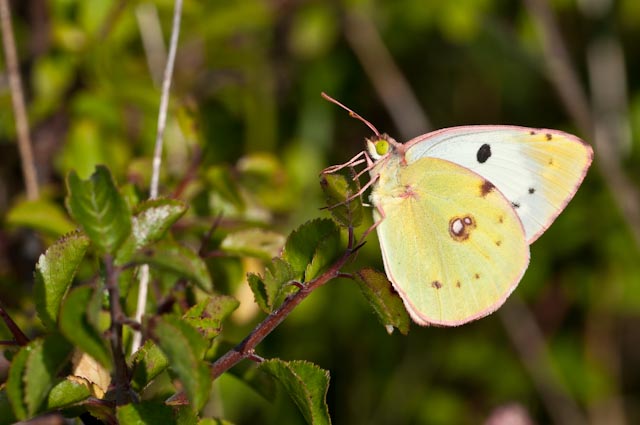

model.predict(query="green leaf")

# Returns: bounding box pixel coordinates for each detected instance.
[117,401,177,425]
[5,199,75,237]
[247,258,296,313]
[130,340,170,392]
[355,268,410,335]
[154,315,211,411]
[304,227,341,282]
[65,165,132,254]
[183,295,240,340]
[320,173,363,228]
[131,240,213,292]
[34,231,90,329]
[230,362,277,402]
[0,390,18,425]
[198,418,234,425]
[23,335,73,416]
[115,198,188,265]
[59,286,113,370]
[220,228,285,260]
[4,336,73,419]
[283,219,341,282]
[238,152,295,211]
[175,405,200,425]
[259,359,331,425]
[6,345,29,420]
[205,165,246,211]
[44,377,92,411]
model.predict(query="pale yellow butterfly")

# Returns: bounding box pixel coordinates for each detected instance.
[323,93,593,326]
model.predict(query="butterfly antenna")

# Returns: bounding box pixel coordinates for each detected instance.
[321,92,381,137]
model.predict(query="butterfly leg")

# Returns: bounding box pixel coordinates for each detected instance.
[358,203,385,245]
[321,151,367,174]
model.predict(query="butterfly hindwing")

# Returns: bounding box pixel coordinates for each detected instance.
[403,126,593,243]
[372,156,530,326]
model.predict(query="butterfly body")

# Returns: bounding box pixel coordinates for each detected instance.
[366,126,593,326]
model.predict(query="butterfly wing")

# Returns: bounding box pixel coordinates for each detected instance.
[372,156,530,326]
[403,126,593,243]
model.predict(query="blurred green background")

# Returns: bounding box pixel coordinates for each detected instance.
[1,0,640,424]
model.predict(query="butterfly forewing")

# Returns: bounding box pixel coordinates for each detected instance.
[403,126,593,243]
[372,156,530,326]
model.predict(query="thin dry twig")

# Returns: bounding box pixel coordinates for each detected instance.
[0,0,39,200]
[150,0,183,200]
[131,0,184,354]
[344,10,431,140]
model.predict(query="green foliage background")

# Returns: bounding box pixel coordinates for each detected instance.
[1,0,639,423]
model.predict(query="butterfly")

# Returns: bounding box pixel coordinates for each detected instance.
[322,93,593,326]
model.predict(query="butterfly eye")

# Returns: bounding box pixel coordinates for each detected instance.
[375,139,390,156]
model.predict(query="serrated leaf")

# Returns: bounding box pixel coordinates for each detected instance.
[247,273,269,312]
[115,198,188,265]
[154,316,211,411]
[355,268,410,335]
[320,173,363,228]
[5,199,75,237]
[304,226,341,282]
[132,240,213,292]
[283,219,341,282]
[183,295,240,340]
[43,377,92,410]
[6,344,29,420]
[205,165,245,211]
[5,337,73,419]
[59,286,113,370]
[247,258,296,313]
[65,165,131,254]
[24,335,73,416]
[117,401,176,425]
[130,340,169,392]
[220,228,285,260]
[0,389,18,425]
[34,231,90,329]
[259,359,331,425]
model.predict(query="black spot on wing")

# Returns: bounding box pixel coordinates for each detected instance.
[528,187,535,194]
[512,202,520,209]
[545,133,553,141]
[476,144,492,163]
[431,281,442,289]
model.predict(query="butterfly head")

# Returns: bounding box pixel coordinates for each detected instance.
[366,134,400,161]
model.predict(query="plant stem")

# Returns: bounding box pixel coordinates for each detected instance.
[0,0,39,200]
[104,255,131,405]
[168,229,359,405]
[213,244,357,375]
[0,300,29,346]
